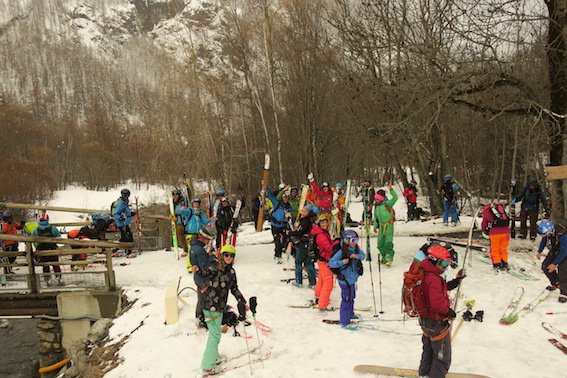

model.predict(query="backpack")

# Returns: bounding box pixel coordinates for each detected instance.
[306,234,321,261]
[36,226,57,251]
[441,182,455,201]
[402,260,429,318]
[489,203,509,227]
[110,200,121,219]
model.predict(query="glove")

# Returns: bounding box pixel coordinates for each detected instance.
[119,215,126,222]
[447,308,457,320]
[308,173,314,181]
[171,216,177,222]
[131,211,137,216]
[511,199,516,205]
[456,269,467,279]
[237,301,247,319]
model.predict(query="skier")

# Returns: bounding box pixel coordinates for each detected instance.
[328,230,365,329]
[512,178,549,240]
[171,190,189,257]
[265,186,293,263]
[481,202,511,272]
[288,206,318,288]
[372,183,398,265]
[189,226,216,328]
[111,189,136,257]
[278,185,300,220]
[440,174,459,226]
[419,244,465,378]
[1,211,24,272]
[403,180,418,221]
[311,213,340,311]
[179,198,211,272]
[193,244,247,376]
[308,173,334,214]
[32,213,64,286]
[536,220,567,302]
[214,196,244,250]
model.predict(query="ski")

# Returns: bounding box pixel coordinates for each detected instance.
[256,154,270,232]
[134,196,142,255]
[227,199,242,246]
[215,341,264,365]
[183,172,192,203]
[356,323,422,335]
[428,237,487,252]
[167,191,179,260]
[542,322,567,341]
[499,287,524,324]
[250,319,272,333]
[500,288,550,325]
[342,179,352,230]
[510,178,517,238]
[475,254,536,280]
[548,339,567,356]
[287,304,372,311]
[353,365,490,377]
[323,317,404,324]
[217,349,271,375]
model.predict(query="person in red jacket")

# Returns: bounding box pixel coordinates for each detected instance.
[419,244,465,378]
[310,213,340,310]
[308,173,334,214]
[1,211,24,273]
[403,180,418,221]
[481,202,511,272]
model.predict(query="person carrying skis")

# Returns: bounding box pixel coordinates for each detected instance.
[403,179,419,221]
[440,174,459,226]
[214,196,245,250]
[278,185,300,220]
[288,206,318,288]
[310,213,340,311]
[360,180,375,223]
[328,230,365,329]
[193,244,247,376]
[1,211,24,273]
[189,226,216,328]
[536,220,567,302]
[512,178,549,240]
[481,202,511,272]
[179,198,211,272]
[266,186,293,264]
[111,188,135,257]
[171,190,189,256]
[372,183,398,265]
[32,213,64,286]
[308,173,334,215]
[419,244,465,378]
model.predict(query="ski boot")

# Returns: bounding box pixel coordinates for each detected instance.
[462,310,474,322]
[473,310,484,322]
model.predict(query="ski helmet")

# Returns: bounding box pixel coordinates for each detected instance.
[278,183,286,190]
[39,213,49,222]
[220,197,228,203]
[538,220,554,234]
[529,178,539,185]
[216,190,225,196]
[121,188,131,198]
[318,214,331,223]
[172,189,182,196]
[322,182,330,188]
[410,179,417,185]
[191,198,201,205]
[282,191,291,198]
[198,226,215,240]
[220,244,237,255]
[427,245,452,265]
[444,174,453,180]
[335,183,344,188]
[291,187,299,192]
[342,230,359,245]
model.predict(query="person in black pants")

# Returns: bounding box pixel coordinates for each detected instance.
[537,220,567,302]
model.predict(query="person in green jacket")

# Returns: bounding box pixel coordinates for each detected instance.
[278,185,300,220]
[372,183,398,265]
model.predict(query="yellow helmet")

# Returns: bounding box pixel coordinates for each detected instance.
[318,214,331,222]
[220,244,237,255]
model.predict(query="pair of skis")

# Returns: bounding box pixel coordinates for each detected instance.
[542,322,567,355]
[499,287,550,325]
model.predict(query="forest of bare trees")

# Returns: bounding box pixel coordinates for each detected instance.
[1,0,566,216]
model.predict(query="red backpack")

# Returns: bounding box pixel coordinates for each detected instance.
[402,260,429,318]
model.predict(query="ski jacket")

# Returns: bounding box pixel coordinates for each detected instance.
[328,243,365,285]
[421,259,452,321]
[190,238,216,283]
[216,205,236,231]
[310,224,338,262]
[179,208,211,234]
[174,198,187,226]
[372,189,398,229]
[289,216,313,240]
[514,184,548,212]
[403,185,417,204]
[310,180,334,213]
[32,221,61,250]
[440,181,459,203]
[277,189,299,218]
[2,221,23,246]
[361,186,375,208]
[481,205,510,235]
[200,260,246,313]
[538,233,567,266]
[112,197,132,227]
[78,225,100,239]
[266,188,292,228]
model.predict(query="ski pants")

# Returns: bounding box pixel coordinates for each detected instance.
[271,225,288,258]
[215,228,229,250]
[419,318,452,378]
[519,210,538,239]
[407,202,417,221]
[443,200,458,224]
[294,242,316,286]
[38,254,61,278]
[339,282,356,326]
[377,224,395,263]
[195,279,210,322]
[176,223,188,252]
[201,310,222,370]
[118,225,133,254]
[541,252,567,295]
[315,261,334,309]
[489,233,509,264]
[3,243,18,264]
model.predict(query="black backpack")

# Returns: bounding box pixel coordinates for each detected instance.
[36,226,57,250]
[306,234,321,261]
[441,181,455,201]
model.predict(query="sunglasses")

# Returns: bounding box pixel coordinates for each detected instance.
[222,253,235,258]
[439,260,451,268]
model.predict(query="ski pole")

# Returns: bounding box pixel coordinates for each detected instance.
[240,314,253,374]
[249,296,264,368]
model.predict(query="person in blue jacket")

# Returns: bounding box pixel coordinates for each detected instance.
[513,178,549,240]
[112,189,135,257]
[266,185,293,264]
[179,198,211,272]
[328,230,365,329]
[440,174,459,226]
[536,220,567,302]
[189,226,216,328]
[32,213,63,286]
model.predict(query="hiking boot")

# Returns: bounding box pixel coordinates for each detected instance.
[56,279,65,286]
[547,285,559,291]
[319,306,335,312]
[276,258,283,265]
[443,222,449,227]
[341,323,359,331]
[492,264,501,273]
[500,262,510,272]
[308,284,315,289]
[291,282,303,288]
[350,314,360,320]
[559,296,567,304]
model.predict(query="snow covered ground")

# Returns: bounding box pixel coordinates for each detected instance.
[43,186,566,378]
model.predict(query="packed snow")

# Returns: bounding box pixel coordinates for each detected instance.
[40,185,566,378]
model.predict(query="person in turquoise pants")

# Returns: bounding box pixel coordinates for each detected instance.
[193,244,248,375]
[373,183,398,265]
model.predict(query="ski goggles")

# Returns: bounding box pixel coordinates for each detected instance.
[222,252,235,258]
[439,259,451,268]
[344,237,359,245]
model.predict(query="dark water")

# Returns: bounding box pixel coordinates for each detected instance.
[0,319,39,377]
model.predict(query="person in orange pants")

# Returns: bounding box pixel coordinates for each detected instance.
[310,214,339,310]
[481,202,511,272]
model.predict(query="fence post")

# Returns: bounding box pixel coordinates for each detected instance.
[26,242,38,293]
[105,248,116,291]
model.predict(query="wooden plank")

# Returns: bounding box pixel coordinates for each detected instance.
[165,284,179,325]
[0,234,133,249]
[545,165,567,180]
[33,248,102,256]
